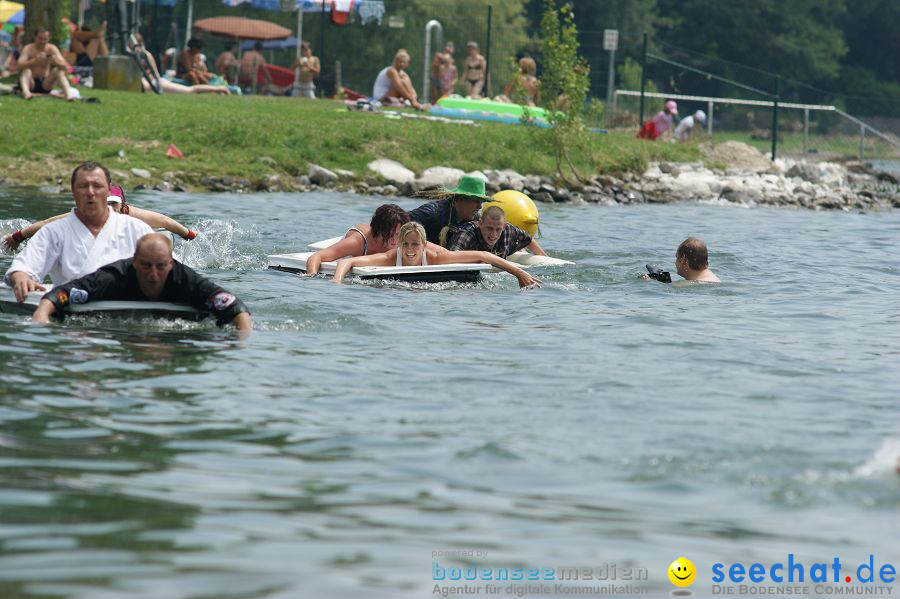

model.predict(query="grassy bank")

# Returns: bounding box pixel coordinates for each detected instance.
[0,89,700,188]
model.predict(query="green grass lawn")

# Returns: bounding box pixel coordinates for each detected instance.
[0,89,701,188]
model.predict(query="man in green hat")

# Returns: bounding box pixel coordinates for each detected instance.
[408,175,489,247]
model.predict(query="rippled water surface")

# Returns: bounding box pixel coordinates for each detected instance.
[1,187,899,598]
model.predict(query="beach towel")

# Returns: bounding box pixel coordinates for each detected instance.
[332,0,353,24]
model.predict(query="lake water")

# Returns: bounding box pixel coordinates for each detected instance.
[1,187,899,598]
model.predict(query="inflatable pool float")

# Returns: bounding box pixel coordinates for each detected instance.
[267,251,489,283]
[0,284,207,320]
[430,97,552,127]
[486,190,540,236]
[436,97,550,119]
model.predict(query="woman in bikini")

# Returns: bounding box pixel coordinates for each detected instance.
[332,221,541,288]
[463,41,486,98]
[305,204,433,276]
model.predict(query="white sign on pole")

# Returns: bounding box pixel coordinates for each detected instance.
[603,29,619,51]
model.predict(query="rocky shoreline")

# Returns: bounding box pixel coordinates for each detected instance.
[9,142,899,211]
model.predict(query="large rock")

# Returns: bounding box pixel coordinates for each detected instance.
[786,163,821,183]
[367,159,415,185]
[413,166,465,192]
[702,141,774,173]
[669,170,723,198]
[308,163,338,185]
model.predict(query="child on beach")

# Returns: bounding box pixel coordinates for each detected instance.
[637,99,678,141]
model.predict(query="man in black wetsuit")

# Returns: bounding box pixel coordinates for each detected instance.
[408,175,489,247]
[32,233,252,331]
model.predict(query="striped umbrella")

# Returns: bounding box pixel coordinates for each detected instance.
[0,0,24,23]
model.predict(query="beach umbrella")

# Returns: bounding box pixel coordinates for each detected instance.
[193,16,291,41]
[0,0,23,23]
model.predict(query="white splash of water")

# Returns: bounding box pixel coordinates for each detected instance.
[853,438,900,478]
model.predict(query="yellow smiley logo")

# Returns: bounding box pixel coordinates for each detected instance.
[668,557,697,587]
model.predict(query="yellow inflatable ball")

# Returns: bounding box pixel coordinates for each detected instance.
[484,190,540,236]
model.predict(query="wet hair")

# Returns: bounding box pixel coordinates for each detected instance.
[398,221,426,245]
[71,161,111,189]
[519,56,536,76]
[370,204,410,243]
[187,38,204,49]
[301,41,311,51]
[135,232,174,257]
[481,205,506,222]
[677,237,709,270]
[225,42,236,51]
[253,41,263,52]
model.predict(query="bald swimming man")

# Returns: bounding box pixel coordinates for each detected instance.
[32,233,252,331]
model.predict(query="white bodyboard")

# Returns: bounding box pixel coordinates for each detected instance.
[0,283,205,320]
[267,252,490,283]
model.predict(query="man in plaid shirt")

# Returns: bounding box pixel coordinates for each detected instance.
[447,206,547,258]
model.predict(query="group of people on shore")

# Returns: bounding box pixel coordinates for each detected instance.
[211,39,320,97]
[374,43,540,109]
[1,23,323,99]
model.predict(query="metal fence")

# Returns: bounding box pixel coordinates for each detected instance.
[614,90,900,161]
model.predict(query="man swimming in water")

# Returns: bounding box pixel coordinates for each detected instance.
[32,233,252,331]
[447,205,546,258]
[675,237,720,283]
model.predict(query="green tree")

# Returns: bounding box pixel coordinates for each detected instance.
[538,0,590,182]
[24,0,64,45]
[654,0,846,96]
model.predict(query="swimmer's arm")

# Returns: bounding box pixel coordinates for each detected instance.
[433,250,541,288]
[32,298,56,323]
[527,239,547,256]
[332,251,393,283]
[306,236,364,276]
[3,213,66,251]
[126,206,192,239]
[231,311,252,332]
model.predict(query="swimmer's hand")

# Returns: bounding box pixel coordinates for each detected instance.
[516,272,541,289]
[645,264,672,284]
[10,273,46,303]
[2,231,25,252]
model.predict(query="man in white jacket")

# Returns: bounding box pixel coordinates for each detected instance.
[5,161,152,302]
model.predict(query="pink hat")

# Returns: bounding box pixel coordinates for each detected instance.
[108,185,125,204]
[665,100,678,114]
